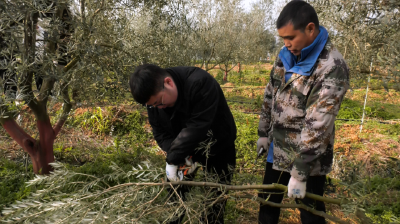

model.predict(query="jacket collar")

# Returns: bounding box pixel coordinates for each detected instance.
[279,26,329,76]
[163,68,183,120]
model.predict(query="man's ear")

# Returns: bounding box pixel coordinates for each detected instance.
[305,22,316,36]
[164,77,174,88]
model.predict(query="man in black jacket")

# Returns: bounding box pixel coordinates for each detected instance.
[129,64,236,224]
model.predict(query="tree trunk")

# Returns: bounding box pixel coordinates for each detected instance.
[0,3,74,174]
[35,117,56,174]
[2,118,55,174]
[223,70,228,81]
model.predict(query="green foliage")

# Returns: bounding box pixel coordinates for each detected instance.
[0,149,164,217]
[337,98,400,120]
[364,175,400,223]
[334,159,400,222]
[369,102,400,120]
[0,159,34,212]
[73,150,164,177]
[386,124,400,136]
[69,107,110,134]
[227,71,269,86]
[232,111,259,168]
[68,107,150,142]
[224,200,242,221]
[254,95,263,110]
[0,158,228,223]
[215,70,224,83]
[224,198,257,223]
[337,98,368,119]
[366,210,400,224]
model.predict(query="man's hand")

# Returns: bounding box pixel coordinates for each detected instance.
[178,156,198,176]
[166,163,183,181]
[257,137,268,152]
[287,176,307,199]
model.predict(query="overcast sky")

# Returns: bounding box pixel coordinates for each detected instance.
[241,0,258,10]
[241,0,285,22]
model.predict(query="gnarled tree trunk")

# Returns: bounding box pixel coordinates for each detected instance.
[0,2,75,174]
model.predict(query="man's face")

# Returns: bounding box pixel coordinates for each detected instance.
[278,22,317,56]
[145,77,178,109]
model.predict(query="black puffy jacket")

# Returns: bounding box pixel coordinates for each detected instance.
[147,67,237,165]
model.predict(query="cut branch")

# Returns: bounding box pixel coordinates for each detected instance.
[236,192,349,224]
[99,181,347,205]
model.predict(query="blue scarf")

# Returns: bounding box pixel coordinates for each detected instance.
[279,26,329,77]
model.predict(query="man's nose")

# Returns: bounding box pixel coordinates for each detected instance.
[284,40,291,48]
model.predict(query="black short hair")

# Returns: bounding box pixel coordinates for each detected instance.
[129,64,168,105]
[276,0,319,31]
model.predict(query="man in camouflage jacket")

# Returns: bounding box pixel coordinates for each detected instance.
[257,1,349,224]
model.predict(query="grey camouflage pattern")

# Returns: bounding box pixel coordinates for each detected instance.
[258,39,350,181]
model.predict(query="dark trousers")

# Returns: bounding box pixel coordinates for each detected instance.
[167,146,236,224]
[258,162,326,224]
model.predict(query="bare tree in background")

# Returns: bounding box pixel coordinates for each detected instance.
[189,0,275,80]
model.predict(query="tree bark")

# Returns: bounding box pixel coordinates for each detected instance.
[1,118,55,174]
[223,68,228,81]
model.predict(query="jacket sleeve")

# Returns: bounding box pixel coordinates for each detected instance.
[147,110,174,154]
[166,74,220,165]
[258,67,275,138]
[290,65,349,182]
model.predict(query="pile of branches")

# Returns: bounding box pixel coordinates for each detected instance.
[0,161,363,224]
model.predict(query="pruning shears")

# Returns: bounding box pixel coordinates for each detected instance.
[254,147,265,165]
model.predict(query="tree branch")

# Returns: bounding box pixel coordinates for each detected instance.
[0,118,36,155]
[53,81,72,136]
[92,0,106,19]
[22,11,40,114]
[355,208,373,224]
[63,56,80,73]
[37,77,56,107]
[101,181,347,205]
[235,192,349,224]
[52,56,80,136]
[81,0,86,24]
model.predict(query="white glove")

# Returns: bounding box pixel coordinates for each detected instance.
[257,137,269,153]
[166,163,183,181]
[178,156,198,176]
[287,177,307,199]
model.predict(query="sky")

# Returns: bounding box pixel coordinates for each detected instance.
[241,0,259,11]
[241,0,286,43]
[241,0,286,26]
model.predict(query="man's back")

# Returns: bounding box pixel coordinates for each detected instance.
[147,66,236,165]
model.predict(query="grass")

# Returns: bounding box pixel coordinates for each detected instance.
[0,159,34,212]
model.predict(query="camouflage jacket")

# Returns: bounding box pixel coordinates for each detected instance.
[258,40,349,181]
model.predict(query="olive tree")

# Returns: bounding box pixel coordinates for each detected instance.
[311,0,400,90]
[188,0,275,80]
[0,0,195,174]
